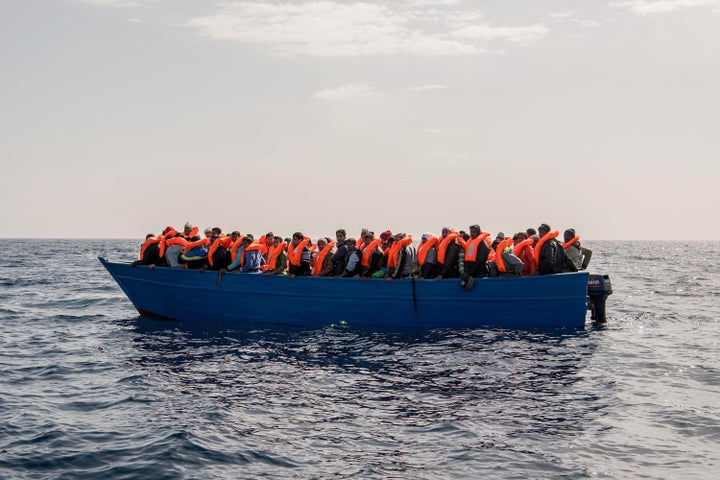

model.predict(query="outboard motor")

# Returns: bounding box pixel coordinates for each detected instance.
[587,274,612,323]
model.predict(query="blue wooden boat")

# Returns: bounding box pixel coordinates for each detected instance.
[100,257,610,329]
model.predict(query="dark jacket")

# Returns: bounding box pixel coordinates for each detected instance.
[332,241,348,276]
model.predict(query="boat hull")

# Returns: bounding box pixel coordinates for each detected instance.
[99,257,590,329]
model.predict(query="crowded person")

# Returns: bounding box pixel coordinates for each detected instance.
[563,228,592,270]
[464,225,491,278]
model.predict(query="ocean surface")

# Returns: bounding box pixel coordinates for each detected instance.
[1,240,718,479]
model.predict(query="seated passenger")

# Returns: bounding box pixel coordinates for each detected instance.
[164,231,189,268]
[263,236,288,275]
[536,223,576,275]
[132,234,161,266]
[417,233,438,279]
[387,233,415,279]
[228,235,264,273]
[563,228,592,270]
[495,237,523,277]
[313,237,336,276]
[288,232,311,277]
[341,238,362,277]
[464,225,491,278]
[182,222,200,240]
[512,232,536,276]
[207,234,232,271]
[180,236,210,269]
[360,233,384,278]
[331,229,348,276]
[435,227,460,279]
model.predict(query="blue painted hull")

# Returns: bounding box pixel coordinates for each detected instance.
[99,257,591,329]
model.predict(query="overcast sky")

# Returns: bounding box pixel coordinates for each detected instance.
[1,0,718,240]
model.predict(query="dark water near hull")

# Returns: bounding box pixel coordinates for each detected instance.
[1,240,719,479]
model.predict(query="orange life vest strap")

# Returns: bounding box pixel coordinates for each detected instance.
[513,238,533,257]
[495,239,511,273]
[562,236,580,250]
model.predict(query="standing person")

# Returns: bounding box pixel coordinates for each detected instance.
[464,225,491,278]
[512,232,536,276]
[417,233,438,279]
[288,232,311,277]
[563,228,592,270]
[535,224,576,275]
[435,227,460,280]
[332,229,348,276]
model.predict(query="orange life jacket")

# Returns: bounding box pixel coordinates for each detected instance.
[534,231,559,266]
[263,241,288,271]
[387,236,413,269]
[183,237,210,254]
[417,236,438,266]
[464,233,490,262]
[239,242,263,267]
[230,236,246,264]
[563,236,580,250]
[139,236,160,260]
[288,237,311,267]
[437,233,459,265]
[513,238,534,257]
[312,241,335,276]
[184,226,199,238]
[207,236,223,267]
[360,238,382,267]
[495,238,512,273]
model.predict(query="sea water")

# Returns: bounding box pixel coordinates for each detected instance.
[1,240,718,479]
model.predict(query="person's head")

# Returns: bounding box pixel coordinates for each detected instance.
[346,238,357,250]
[441,226,451,238]
[183,222,193,235]
[265,232,274,242]
[495,232,505,240]
[514,232,528,242]
[336,229,346,242]
[211,227,222,236]
[292,232,304,245]
[469,225,481,238]
[360,227,369,237]
[421,232,432,243]
[274,235,283,245]
[380,230,392,242]
[564,228,576,242]
[242,236,252,246]
[363,233,373,243]
[526,227,537,236]
[538,223,550,236]
[146,233,155,240]
[230,231,241,241]
[317,237,328,249]
[203,227,213,238]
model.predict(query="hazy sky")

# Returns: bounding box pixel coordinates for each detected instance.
[2,0,718,240]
